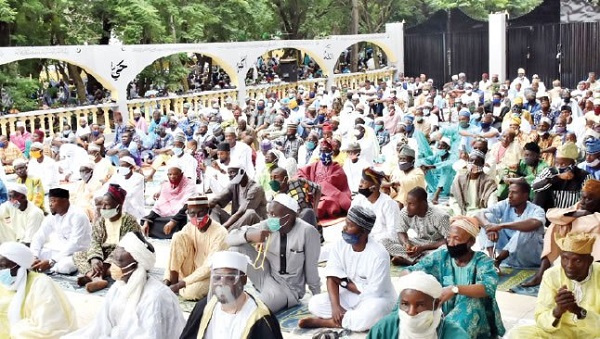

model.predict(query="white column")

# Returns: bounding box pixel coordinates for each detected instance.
[489,13,507,82]
[385,22,405,77]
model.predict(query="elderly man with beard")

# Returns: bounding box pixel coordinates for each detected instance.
[449,149,497,216]
[0,242,76,338]
[523,179,600,287]
[164,196,228,301]
[180,251,283,339]
[508,233,600,338]
[498,142,548,200]
[367,271,468,339]
[63,232,185,338]
[226,194,321,313]
[389,145,425,209]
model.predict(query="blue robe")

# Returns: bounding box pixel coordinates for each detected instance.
[406,250,506,339]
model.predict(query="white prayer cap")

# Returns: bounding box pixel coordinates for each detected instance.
[451,75,458,81]
[399,271,442,299]
[30,142,43,150]
[225,97,234,104]
[458,72,466,78]
[352,94,360,100]
[227,159,245,171]
[119,156,136,167]
[118,232,156,271]
[518,68,525,74]
[88,143,101,152]
[16,121,25,128]
[594,98,600,106]
[80,161,95,170]
[210,251,250,274]
[0,242,34,323]
[168,161,183,171]
[133,108,142,114]
[272,193,299,213]
[440,137,451,147]
[7,183,27,196]
[12,158,27,167]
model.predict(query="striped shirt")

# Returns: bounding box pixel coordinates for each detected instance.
[533,166,592,210]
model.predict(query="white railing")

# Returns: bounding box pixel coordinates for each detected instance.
[1,68,395,136]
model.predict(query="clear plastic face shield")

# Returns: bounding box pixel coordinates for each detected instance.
[208,268,246,305]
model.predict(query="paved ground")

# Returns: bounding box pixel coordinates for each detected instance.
[63,222,536,338]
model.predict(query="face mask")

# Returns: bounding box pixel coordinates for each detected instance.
[557,165,572,174]
[480,122,491,130]
[398,309,442,338]
[63,130,71,136]
[269,180,282,192]
[467,163,482,173]
[537,130,548,136]
[398,161,413,171]
[191,214,210,230]
[92,131,100,137]
[29,149,42,159]
[405,124,414,132]
[266,217,282,232]
[341,231,360,245]
[586,158,600,167]
[230,170,244,185]
[134,116,141,121]
[492,98,501,105]
[436,149,448,157]
[0,142,5,148]
[422,91,429,96]
[0,267,17,287]
[10,200,20,209]
[375,125,383,132]
[320,152,333,165]
[466,90,473,94]
[306,141,316,151]
[447,242,470,258]
[416,116,424,123]
[459,122,469,129]
[555,126,566,134]
[172,147,183,156]
[100,206,119,219]
[472,113,481,121]
[89,154,98,162]
[81,171,92,183]
[118,166,131,176]
[109,262,136,281]
[358,187,372,198]
[257,105,265,110]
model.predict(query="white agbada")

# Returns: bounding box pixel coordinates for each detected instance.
[343,158,370,193]
[27,156,59,192]
[0,201,44,243]
[230,141,255,178]
[351,193,401,243]
[104,172,146,221]
[30,205,91,274]
[205,296,258,339]
[63,277,185,339]
[308,238,397,331]
[166,153,198,183]
[58,143,89,181]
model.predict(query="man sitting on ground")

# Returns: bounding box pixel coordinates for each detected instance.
[142,163,196,238]
[523,179,600,287]
[508,233,599,338]
[226,194,321,313]
[30,188,91,274]
[0,183,44,244]
[478,182,545,271]
[209,161,267,230]
[180,251,284,339]
[63,232,185,338]
[164,195,228,301]
[13,158,45,211]
[269,166,321,227]
[449,149,497,216]
[367,271,468,339]
[389,187,450,266]
[389,145,425,209]
[0,242,77,338]
[299,205,396,331]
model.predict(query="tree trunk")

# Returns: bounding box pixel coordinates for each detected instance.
[373,45,380,69]
[351,0,360,72]
[0,22,11,47]
[68,64,87,104]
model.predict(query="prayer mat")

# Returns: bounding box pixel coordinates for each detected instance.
[275,303,317,335]
[496,267,540,297]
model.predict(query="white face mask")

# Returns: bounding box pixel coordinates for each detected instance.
[100,206,119,219]
[586,158,600,167]
[229,169,244,185]
[118,166,131,176]
[398,309,442,339]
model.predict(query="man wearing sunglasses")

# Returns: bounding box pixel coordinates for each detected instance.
[180,251,283,339]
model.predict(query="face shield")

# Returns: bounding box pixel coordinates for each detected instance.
[208,269,245,305]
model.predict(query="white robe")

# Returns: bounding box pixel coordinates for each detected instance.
[230,142,255,178]
[308,238,397,331]
[103,172,146,221]
[0,201,44,243]
[27,157,60,193]
[166,153,198,183]
[63,277,185,339]
[343,158,370,193]
[351,193,401,243]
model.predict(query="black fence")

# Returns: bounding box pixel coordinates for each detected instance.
[404,9,599,89]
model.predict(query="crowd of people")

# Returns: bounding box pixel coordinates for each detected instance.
[0,68,600,338]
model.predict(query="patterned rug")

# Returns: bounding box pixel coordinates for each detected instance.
[275,303,317,334]
[496,268,540,297]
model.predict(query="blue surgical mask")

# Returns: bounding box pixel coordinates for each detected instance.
[0,268,16,287]
[375,125,383,132]
[459,122,469,129]
[172,147,183,156]
[492,98,501,105]
[92,131,100,137]
[0,142,6,148]
[480,122,491,130]
[405,124,414,132]
[341,231,360,245]
[320,152,333,165]
[436,149,448,157]
[306,141,316,151]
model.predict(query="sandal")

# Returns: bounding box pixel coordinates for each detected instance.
[312,329,340,339]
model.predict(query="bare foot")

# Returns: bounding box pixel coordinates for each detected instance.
[431,198,439,205]
[521,274,543,287]
[391,256,415,266]
[493,260,502,275]
[85,279,108,293]
[298,317,339,329]
[163,279,171,286]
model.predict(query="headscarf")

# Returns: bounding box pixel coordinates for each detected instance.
[450,216,480,238]
[107,183,127,205]
[347,205,376,232]
[399,271,442,299]
[0,242,35,323]
[582,179,600,200]
[585,138,600,155]
[362,167,387,186]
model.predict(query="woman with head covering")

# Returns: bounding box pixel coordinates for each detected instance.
[402,216,506,338]
[0,242,77,338]
[367,271,468,338]
[63,231,186,338]
[73,184,141,292]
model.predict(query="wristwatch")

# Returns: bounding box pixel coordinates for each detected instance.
[451,285,459,294]
[340,278,349,289]
[49,259,56,268]
[577,307,587,319]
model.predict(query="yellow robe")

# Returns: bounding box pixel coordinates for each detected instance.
[0,272,77,338]
[508,263,600,338]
